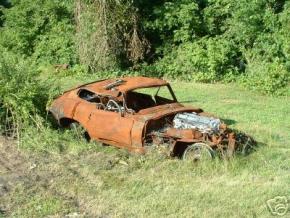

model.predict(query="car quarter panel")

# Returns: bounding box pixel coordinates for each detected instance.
[50,97,81,122]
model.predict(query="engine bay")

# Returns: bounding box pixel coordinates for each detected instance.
[144,112,225,145]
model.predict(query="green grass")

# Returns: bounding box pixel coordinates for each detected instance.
[1,76,290,217]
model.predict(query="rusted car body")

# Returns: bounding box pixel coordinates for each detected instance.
[49,77,245,159]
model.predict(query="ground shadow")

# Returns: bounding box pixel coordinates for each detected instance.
[179,99,196,104]
[222,119,237,126]
[230,128,264,157]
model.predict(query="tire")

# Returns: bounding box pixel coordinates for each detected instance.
[182,143,215,161]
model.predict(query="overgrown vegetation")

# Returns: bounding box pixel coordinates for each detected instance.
[0,1,289,217]
[0,0,288,151]
[0,51,43,136]
[0,0,289,96]
[141,0,290,94]
[0,50,60,137]
[0,82,289,217]
[75,0,149,71]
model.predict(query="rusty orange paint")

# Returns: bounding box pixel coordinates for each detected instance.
[49,76,249,158]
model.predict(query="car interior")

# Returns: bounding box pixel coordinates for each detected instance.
[78,86,176,114]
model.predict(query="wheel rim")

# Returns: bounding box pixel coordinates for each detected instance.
[182,143,214,161]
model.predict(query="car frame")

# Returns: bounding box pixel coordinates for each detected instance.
[49,77,245,160]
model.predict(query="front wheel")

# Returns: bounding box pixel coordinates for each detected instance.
[182,143,215,161]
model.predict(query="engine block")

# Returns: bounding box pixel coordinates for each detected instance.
[173,112,221,134]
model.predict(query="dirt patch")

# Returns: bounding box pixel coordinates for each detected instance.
[0,136,129,217]
[0,137,31,215]
[0,138,29,192]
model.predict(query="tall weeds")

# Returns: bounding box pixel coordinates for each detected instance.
[0,51,55,138]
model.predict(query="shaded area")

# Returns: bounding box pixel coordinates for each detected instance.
[222,119,237,126]
[234,130,258,156]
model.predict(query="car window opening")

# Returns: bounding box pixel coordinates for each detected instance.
[78,85,177,114]
[125,85,176,112]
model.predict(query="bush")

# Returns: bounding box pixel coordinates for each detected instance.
[1,0,289,96]
[0,0,76,65]
[153,37,242,82]
[240,60,289,95]
[0,50,56,136]
[140,0,290,95]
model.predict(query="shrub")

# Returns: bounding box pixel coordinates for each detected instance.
[153,37,242,82]
[0,0,76,65]
[240,60,289,95]
[0,50,55,137]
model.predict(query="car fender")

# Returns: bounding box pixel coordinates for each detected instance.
[49,98,81,124]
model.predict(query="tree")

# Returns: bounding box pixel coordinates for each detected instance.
[75,0,149,71]
[0,0,75,65]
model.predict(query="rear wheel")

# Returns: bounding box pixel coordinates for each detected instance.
[182,143,215,161]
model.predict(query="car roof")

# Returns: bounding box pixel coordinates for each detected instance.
[80,76,169,96]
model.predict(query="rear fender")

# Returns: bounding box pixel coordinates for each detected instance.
[49,98,81,124]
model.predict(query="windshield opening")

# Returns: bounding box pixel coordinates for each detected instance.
[125,85,177,112]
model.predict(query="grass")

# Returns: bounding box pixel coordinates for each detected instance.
[1,75,289,217]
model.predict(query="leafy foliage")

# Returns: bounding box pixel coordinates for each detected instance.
[152,37,241,82]
[240,60,289,95]
[0,0,288,113]
[142,0,289,94]
[0,50,58,136]
[0,0,76,65]
[145,0,203,44]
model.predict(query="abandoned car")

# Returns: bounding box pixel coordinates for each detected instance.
[49,77,252,160]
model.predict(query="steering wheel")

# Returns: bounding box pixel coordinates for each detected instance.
[105,100,122,114]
